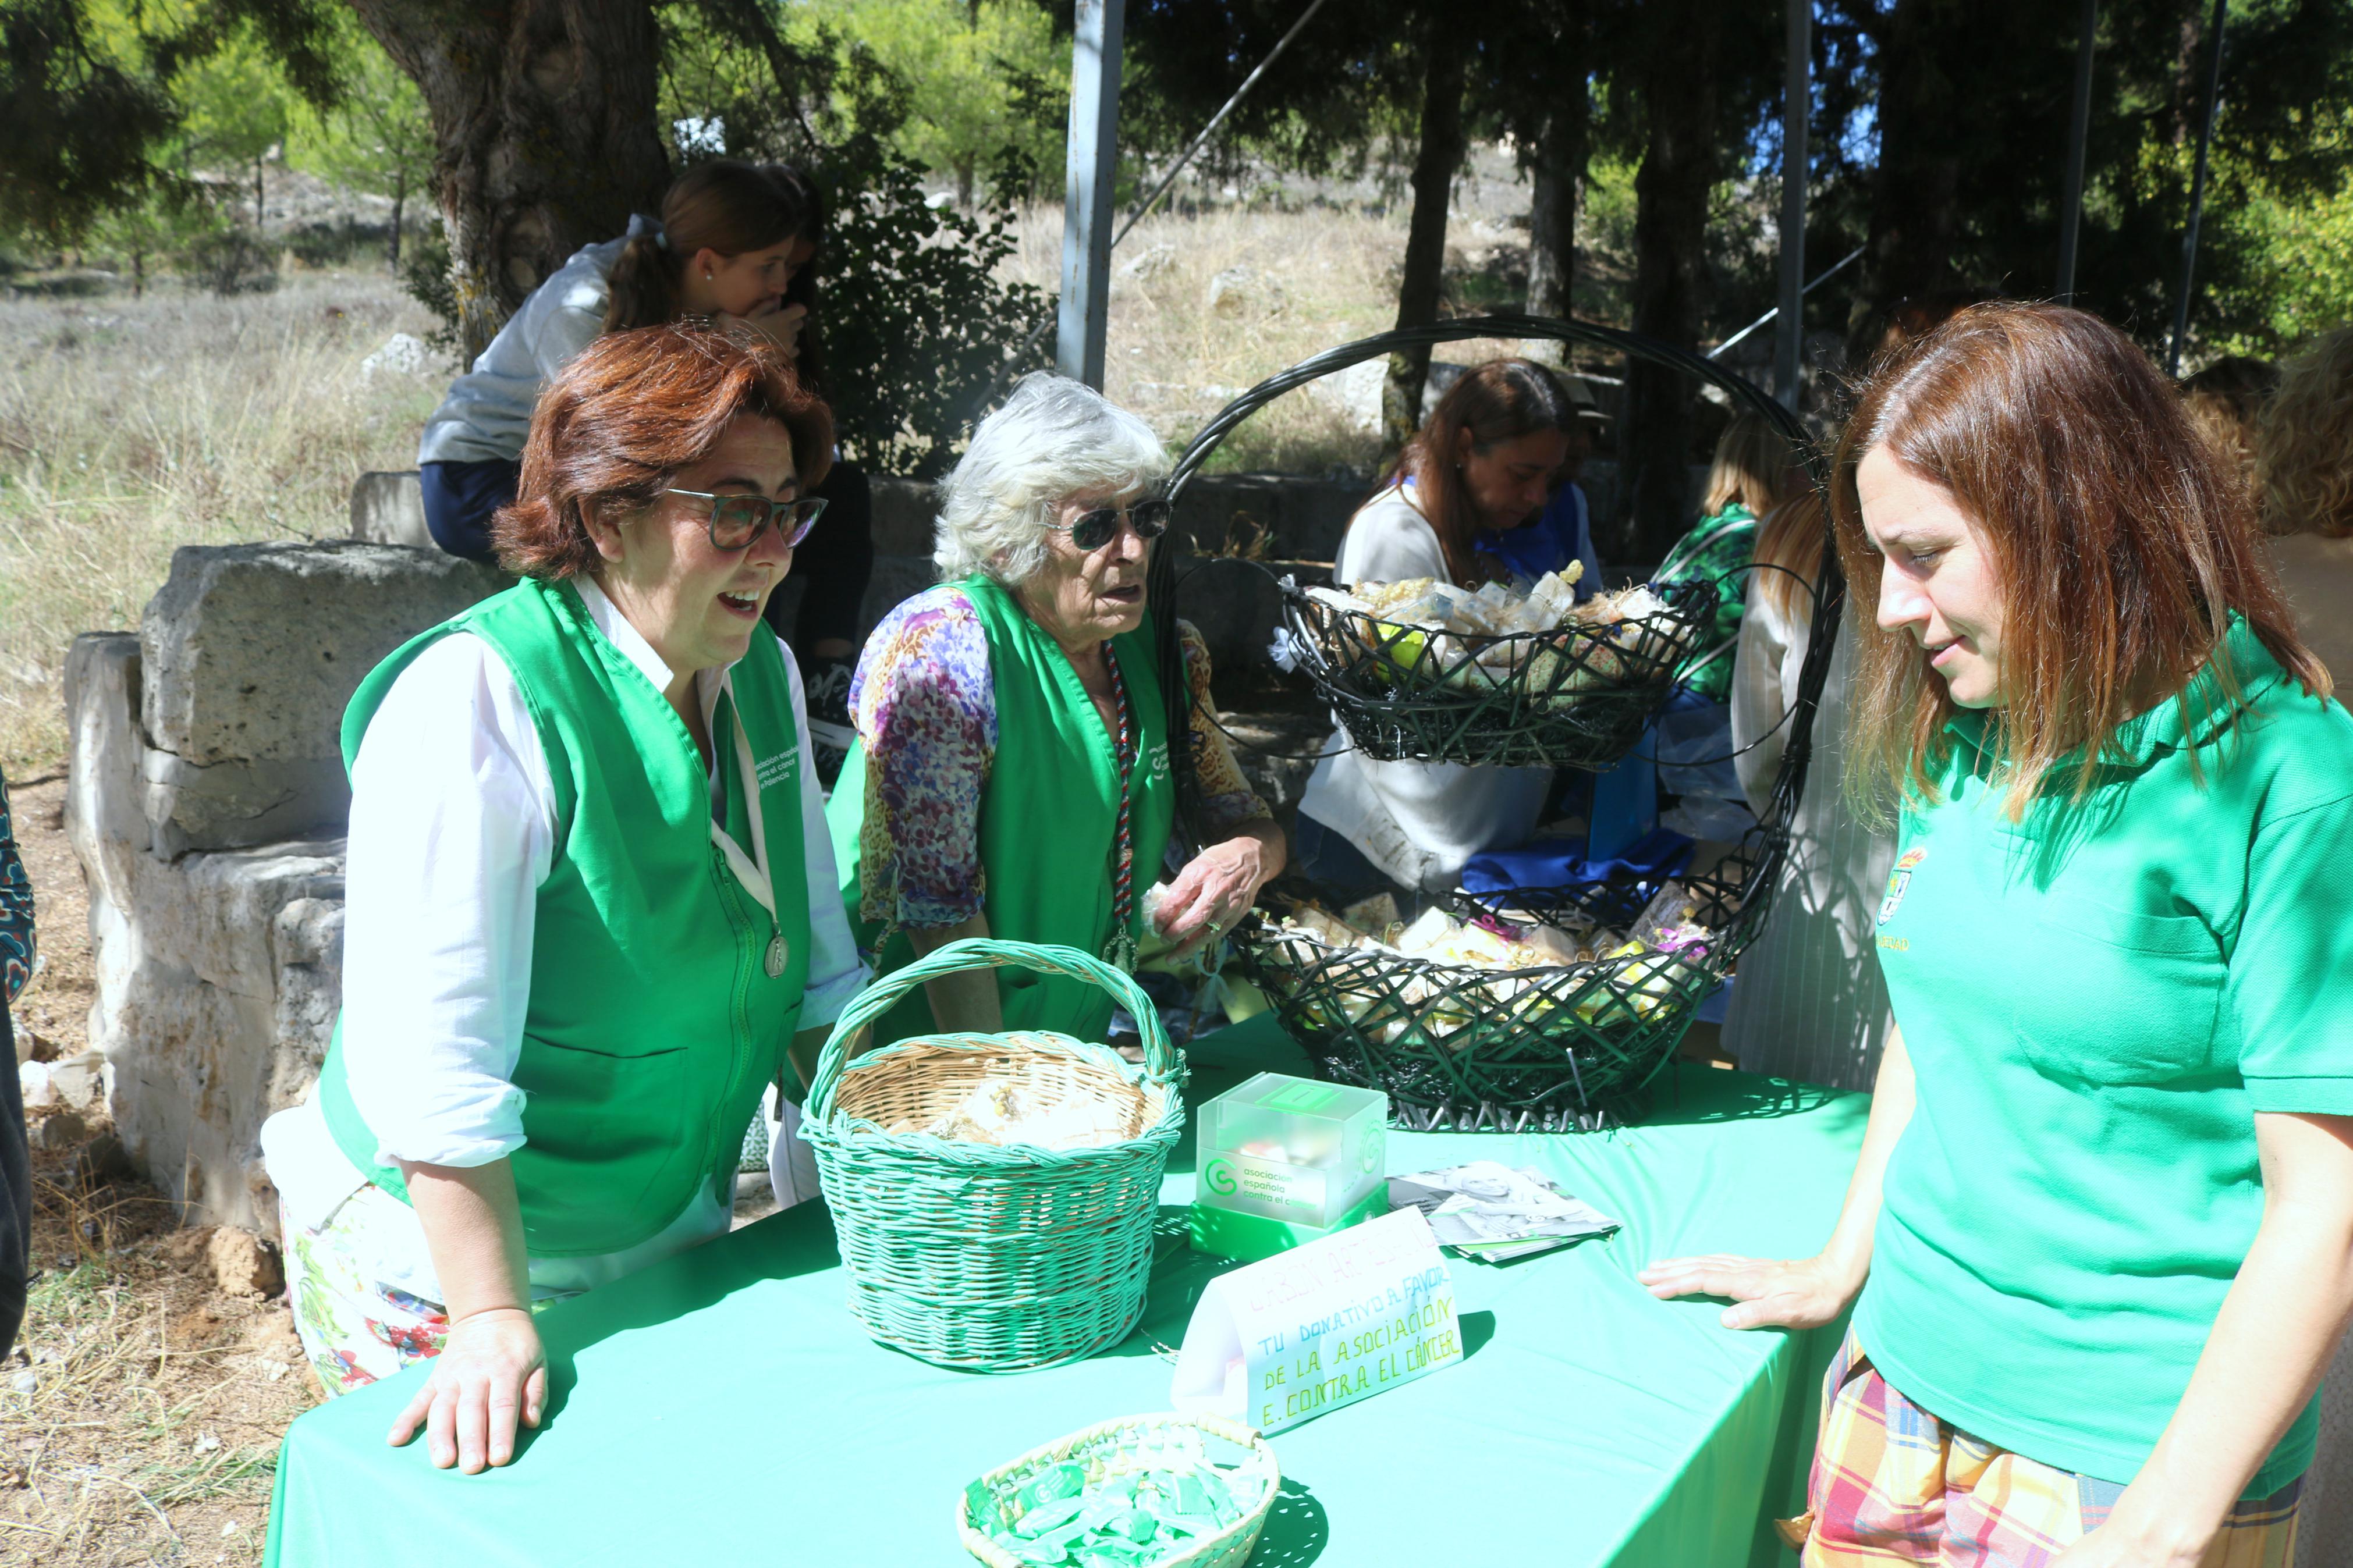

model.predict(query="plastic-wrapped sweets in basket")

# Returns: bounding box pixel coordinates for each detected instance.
[1241,886,1727,1127]
[1284,568,1714,770]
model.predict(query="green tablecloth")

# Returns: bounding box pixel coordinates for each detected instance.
[267,1021,1866,1567]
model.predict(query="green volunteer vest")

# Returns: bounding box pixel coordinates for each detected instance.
[826,574,1176,1047]
[316,577,812,1258]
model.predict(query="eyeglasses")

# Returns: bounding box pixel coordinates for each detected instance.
[665,489,828,550]
[1048,497,1173,553]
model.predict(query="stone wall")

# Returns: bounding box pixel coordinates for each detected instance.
[66,542,502,1234]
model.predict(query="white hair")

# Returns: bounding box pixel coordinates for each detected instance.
[933,373,1172,585]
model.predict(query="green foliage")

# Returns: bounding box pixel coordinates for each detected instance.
[799,0,1067,200]
[0,0,336,243]
[285,13,431,264]
[815,138,1055,477]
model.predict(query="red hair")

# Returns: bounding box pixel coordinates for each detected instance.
[1832,303,2324,817]
[494,323,833,580]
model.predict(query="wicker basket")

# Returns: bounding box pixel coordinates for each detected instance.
[1276,570,1715,773]
[800,939,1186,1372]
[958,1412,1281,1568]
[1241,851,1759,1132]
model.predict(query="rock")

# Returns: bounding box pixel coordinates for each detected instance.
[45,1050,105,1106]
[137,541,505,856]
[1119,243,1176,281]
[349,471,435,550]
[69,1133,137,1192]
[9,1370,34,1395]
[205,1228,284,1299]
[30,1109,86,1154]
[1205,266,1256,315]
[358,332,427,381]
[17,1059,54,1109]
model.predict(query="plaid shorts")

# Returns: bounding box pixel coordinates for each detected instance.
[1787,1329,2300,1567]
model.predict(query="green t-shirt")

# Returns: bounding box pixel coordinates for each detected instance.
[1854,617,2353,1493]
[1658,504,1756,703]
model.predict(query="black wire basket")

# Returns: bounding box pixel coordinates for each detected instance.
[1169,314,1849,1129]
[1239,839,1762,1132]
[1279,574,1718,770]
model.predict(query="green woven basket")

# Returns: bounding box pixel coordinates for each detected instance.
[801,939,1186,1373]
[958,1412,1281,1568]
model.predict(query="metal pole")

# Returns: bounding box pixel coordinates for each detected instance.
[1058,0,1125,387]
[1709,244,1866,361]
[1774,0,1809,407]
[2168,0,2227,376]
[1112,0,1336,253]
[2056,0,2098,303]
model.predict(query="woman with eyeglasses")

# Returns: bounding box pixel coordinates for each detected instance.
[260,325,863,1473]
[825,373,1284,1047]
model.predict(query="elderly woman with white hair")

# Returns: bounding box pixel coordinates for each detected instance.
[825,374,1283,1043]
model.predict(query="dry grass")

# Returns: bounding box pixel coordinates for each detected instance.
[1001,200,1552,477]
[0,271,445,772]
[3,1146,318,1566]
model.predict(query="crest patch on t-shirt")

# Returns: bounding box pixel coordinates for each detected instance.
[1878,847,1928,926]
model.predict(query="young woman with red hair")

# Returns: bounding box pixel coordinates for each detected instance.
[262,324,864,1474]
[1645,304,2353,1565]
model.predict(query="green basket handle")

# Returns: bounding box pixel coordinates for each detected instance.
[805,938,1178,1125]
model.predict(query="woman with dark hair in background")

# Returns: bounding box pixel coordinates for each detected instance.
[1649,304,2353,1564]
[1293,358,1596,895]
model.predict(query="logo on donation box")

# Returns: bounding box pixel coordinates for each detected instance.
[1169,1207,1464,1435]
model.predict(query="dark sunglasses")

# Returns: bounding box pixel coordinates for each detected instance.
[1049,497,1173,552]
[666,488,828,551]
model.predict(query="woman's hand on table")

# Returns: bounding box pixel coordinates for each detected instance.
[386,1306,548,1473]
[1635,1251,1861,1331]
[1155,824,1279,957]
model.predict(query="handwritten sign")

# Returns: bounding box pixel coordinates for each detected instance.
[1169,1207,1463,1434]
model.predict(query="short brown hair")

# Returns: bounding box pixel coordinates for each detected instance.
[1832,303,2325,817]
[493,323,834,580]
[2255,329,2353,539]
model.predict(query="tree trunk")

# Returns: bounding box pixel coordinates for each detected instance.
[1855,0,1965,333]
[1620,0,1721,564]
[349,0,673,361]
[1523,4,1588,364]
[254,154,265,233]
[390,165,404,272]
[1383,23,1468,458]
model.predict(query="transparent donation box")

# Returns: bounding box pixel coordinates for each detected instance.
[1188,1073,1390,1260]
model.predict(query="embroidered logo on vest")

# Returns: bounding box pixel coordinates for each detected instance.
[1877,847,1927,926]
[1149,740,1170,779]
[755,751,798,792]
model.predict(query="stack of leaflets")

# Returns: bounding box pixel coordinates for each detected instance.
[1387,1160,1621,1263]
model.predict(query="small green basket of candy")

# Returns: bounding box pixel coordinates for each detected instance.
[958,1411,1281,1568]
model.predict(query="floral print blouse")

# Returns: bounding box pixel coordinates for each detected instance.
[848,583,1272,928]
[1,765,33,1004]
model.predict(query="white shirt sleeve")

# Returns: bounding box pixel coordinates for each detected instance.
[1335,489,1450,587]
[342,633,555,1168]
[780,638,867,1029]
